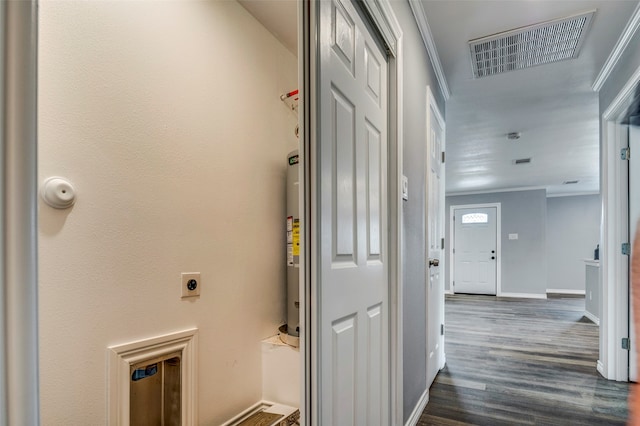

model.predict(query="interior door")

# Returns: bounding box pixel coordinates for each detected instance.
[629,118,639,382]
[316,0,390,423]
[453,207,497,295]
[426,92,445,387]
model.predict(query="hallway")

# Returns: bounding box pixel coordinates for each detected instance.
[420,295,630,425]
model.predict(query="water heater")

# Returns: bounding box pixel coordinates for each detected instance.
[285,150,300,340]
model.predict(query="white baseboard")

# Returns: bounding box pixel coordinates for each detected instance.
[405,388,429,426]
[221,401,268,426]
[221,401,298,426]
[498,292,547,299]
[547,289,586,295]
[597,360,605,378]
[584,310,600,325]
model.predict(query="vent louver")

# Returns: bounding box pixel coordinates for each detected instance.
[469,10,595,78]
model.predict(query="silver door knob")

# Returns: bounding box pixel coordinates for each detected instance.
[429,258,440,267]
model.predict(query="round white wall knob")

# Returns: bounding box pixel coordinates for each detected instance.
[41,177,76,209]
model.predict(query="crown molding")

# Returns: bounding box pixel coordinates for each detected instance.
[592,2,640,92]
[446,186,546,197]
[546,191,600,198]
[603,62,640,119]
[409,0,451,101]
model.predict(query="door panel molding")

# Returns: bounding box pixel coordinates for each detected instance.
[449,203,502,296]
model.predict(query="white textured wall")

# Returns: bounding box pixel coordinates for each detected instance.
[38,1,298,423]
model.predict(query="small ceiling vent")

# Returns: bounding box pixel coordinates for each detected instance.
[507,132,521,140]
[563,180,579,185]
[513,158,532,165]
[469,10,595,78]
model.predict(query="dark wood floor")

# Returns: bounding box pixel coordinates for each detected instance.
[419,294,630,425]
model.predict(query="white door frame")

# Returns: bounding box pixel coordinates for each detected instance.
[449,203,502,296]
[1,0,40,424]
[300,1,404,424]
[599,63,640,381]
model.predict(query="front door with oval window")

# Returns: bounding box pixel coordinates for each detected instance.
[453,206,497,295]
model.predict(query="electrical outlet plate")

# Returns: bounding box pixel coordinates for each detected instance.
[181,272,201,298]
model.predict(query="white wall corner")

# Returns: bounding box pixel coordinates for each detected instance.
[592,2,640,92]
[404,388,429,426]
[408,0,451,101]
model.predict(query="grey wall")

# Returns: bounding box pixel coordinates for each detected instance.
[389,1,445,422]
[546,195,601,291]
[445,189,547,296]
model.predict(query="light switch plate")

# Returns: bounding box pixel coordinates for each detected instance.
[402,175,409,201]
[508,233,518,240]
[181,272,201,298]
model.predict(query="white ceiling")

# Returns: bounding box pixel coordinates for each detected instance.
[239,0,639,196]
[421,0,639,196]
[238,0,298,56]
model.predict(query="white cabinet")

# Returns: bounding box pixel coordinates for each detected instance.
[584,260,600,325]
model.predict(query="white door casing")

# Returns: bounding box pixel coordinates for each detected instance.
[600,64,640,381]
[453,206,498,295]
[2,2,40,425]
[426,86,445,387]
[629,120,640,382]
[317,0,390,423]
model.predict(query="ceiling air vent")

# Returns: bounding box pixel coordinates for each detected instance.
[507,132,521,140]
[563,180,579,185]
[513,158,532,165]
[469,10,595,78]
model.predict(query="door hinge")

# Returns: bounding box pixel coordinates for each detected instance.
[621,147,630,160]
[622,243,631,255]
[441,237,445,249]
[623,338,631,350]
[440,324,445,335]
[441,151,445,163]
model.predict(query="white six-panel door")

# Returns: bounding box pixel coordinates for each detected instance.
[426,89,445,387]
[318,0,389,423]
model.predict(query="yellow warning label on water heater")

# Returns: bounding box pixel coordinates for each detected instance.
[293,219,300,257]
